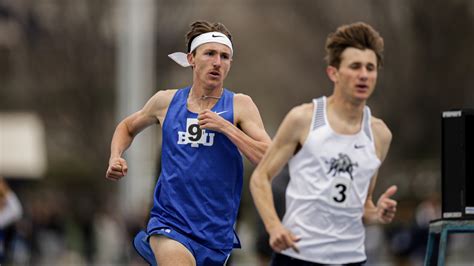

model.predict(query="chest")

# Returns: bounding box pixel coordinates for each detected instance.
[305,128,381,180]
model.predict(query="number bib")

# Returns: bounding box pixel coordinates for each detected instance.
[329,177,352,208]
[177,118,215,148]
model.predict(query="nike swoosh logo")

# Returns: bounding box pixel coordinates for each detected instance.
[354,144,365,149]
[159,228,172,233]
[215,111,228,115]
[212,34,223,38]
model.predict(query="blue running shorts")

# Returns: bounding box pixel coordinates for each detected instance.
[133,222,233,265]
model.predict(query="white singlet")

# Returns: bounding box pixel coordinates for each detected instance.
[281,96,381,264]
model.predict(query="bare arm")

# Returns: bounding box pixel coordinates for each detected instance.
[363,118,397,224]
[250,103,312,253]
[105,90,175,180]
[198,94,271,165]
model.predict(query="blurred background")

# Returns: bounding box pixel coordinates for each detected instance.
[1,0,474,265]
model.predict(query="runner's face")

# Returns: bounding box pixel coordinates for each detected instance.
[189,43,232,89]
[330,47,378,101]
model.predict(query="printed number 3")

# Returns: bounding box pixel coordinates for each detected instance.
[333,183,347,203]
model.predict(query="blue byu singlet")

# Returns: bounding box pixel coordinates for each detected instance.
[149,87,243,249]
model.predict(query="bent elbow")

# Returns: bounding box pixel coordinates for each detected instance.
[251,142,271,165]
[249,169,267,193]
[249,171,261,193]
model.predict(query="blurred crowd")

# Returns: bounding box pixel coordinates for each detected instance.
[2,175,474,266]
[1,179,147,265]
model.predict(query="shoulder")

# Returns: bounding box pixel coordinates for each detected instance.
[233,93,258,114]
[292,102,314,115]
[232,93,263,125]
[370,116,392,160]
[276,102,314,136]
[147,89,178,109]
[371,116,392,145]
[272,102,314,145]
[233,93,253,105]
[153,89,178,102]
[141,89,178,121]
[286,102,314,125]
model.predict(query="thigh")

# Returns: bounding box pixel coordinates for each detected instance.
[150,235,196,266]
[191,241,232,266]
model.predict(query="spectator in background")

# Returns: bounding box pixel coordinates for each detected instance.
[0,177,23,262]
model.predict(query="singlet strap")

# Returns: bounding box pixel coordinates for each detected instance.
[363,106,373,142]
[312,97,326,131]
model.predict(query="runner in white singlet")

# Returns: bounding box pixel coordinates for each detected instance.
[250,22,398,266]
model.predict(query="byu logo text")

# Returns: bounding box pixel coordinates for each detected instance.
[177,118,215,147]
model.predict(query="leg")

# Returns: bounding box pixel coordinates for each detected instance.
[150,235,196,266]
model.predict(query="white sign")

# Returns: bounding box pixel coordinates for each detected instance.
[0,113,47,179]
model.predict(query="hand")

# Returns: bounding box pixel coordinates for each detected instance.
[197,109,229,133]
[106,157,128,181]
[268,223,301,253]
[377,185,398,224]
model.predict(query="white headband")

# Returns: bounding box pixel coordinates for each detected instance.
[168,31,233,67]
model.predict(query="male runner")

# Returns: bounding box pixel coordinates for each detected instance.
[106,21,271,266]
[250,22,397,266]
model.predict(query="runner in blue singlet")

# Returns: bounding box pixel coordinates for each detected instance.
[106,20,271,266]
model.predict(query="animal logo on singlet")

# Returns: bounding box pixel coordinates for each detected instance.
[325,153,358,180]
[177,118,215,147]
